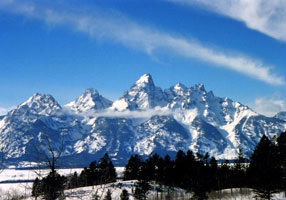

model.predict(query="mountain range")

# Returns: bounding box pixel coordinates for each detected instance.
[0,74,285,167]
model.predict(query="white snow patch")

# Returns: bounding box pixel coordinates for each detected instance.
[111,99,129,111]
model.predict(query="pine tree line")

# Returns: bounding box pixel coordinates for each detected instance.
[123,131,286,199]
[32,132,286,200]
[32,153,117,199]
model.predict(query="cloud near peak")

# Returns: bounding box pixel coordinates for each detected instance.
[169,0,286,42]
[0,0,284,85]
[254,95,286,117]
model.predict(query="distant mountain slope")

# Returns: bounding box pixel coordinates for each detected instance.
[65,88,112,113]
[0,74,285,167]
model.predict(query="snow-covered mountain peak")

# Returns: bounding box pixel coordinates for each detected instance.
[173,83,188,94]
[15,93,61,116]
[134,73,154,88]
[111,74,167,111]
[274,111,286,121]
[128,74,156,94]
[1,74,286,167]
[65,88,112,113]
[164,83,189,109]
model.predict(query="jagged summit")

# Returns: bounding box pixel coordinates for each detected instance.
[66,88,112,113]
[134,73,154,88]
[83,88,100,96]
[111,74,167,111]
[15,93,61,116]
[190,83,206,93]
[128,73,157,95]
[166,83,188,94]
[22,93,58,105]
[0,73,286,167]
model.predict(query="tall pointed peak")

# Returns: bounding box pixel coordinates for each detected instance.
[24,93,59,105]
[17,93,61,115]
[165,82,188,97]
[113,73,167,110]
[134,74,154,88]
[66,88,112,112]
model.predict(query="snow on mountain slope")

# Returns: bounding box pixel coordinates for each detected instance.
[134,115,190,157]
[0,93,87,163]
[111,74,167,111]
[65,88,112,113]
[15,93,61,116]
[1,74,286,167]
[189,116,228,156]
[73,117,135,164]
[275,111,286,121]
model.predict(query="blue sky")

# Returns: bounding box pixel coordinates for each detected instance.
[0,0,286,116]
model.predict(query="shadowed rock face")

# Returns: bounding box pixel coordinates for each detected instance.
[1,74,286,167]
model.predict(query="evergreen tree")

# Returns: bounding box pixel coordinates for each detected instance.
[191,153,214,200]
[161,155,175,187]
[234,148,245,170]
[183,150,196,191]
[67,172,79,189]
[98,153,117,183]
[79,167,89,186]
[233,148,246,188]
[134,179,151,200]
[41,171,66,200]
[32,177,42,198]
[174,150,186,188]
[77,153,117,188]
[124,155,142,180]
[104,189,112,200]
[277,131,286,192]
[217,160,231,190]
[209,156,218,189]
[248,135,280,199]
[144,154,160,181]
[120,189,129,200]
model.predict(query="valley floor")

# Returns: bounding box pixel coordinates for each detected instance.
[0,168,285,199]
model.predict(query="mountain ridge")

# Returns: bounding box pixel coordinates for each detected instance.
[0,74,285,167]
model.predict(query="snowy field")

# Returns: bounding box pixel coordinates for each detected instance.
[0,168,83,199]
[0,167,285,199]
[0,167,127,199]
[0,180,187,200]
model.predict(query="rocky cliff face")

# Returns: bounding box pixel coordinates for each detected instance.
[1,74,285,167]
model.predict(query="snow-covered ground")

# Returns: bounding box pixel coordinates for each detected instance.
[0,168,285,199]
[1,181,285,200]
[0,167,125,183]
[0,182,32,199]
[208,188,286,200]
[0,167,127,199]
[0,180,187,200]
[0,168,83,199]
[0,168,83,183]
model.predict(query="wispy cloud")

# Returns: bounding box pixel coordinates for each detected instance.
[254,96,286,117]
[169,0,286,42]
[82,107,172,119]
[62,107,198,126]
[0,0,284,85]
